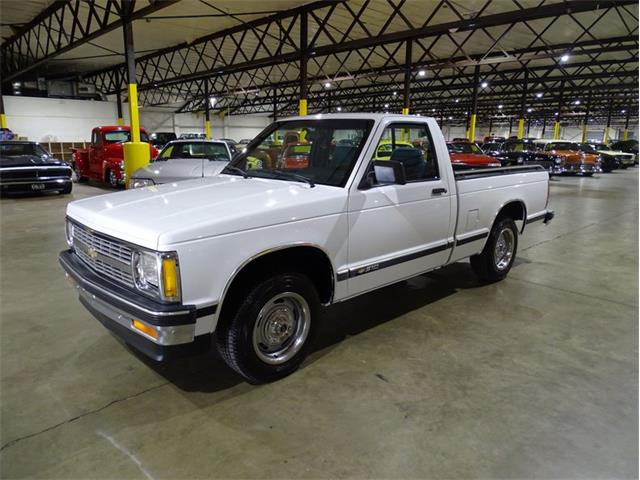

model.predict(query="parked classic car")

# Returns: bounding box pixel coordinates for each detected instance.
[0,127,15,141]
[1,141,72,195]
[131,139,233,188]
[178,133,206,140]
[60,113,553,383]
[446,141,501,169]
[149,132,177,149]
[535,140,601,176]
[72,126,158,188]
[609,139,638,164]
[580,142,634,172]
[481,142,503,157]
[488,139,553,170]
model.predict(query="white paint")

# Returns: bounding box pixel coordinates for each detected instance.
[2,95,270,143]
[65,113,552,338]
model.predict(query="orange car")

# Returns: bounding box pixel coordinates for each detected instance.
[538,141,601,176]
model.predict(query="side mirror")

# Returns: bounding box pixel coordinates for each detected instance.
[373,160,406,185]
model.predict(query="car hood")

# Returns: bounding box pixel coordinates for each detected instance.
[449,152,497,165]
[597,149,634,157]
[0,155,68,168]
[132,158,229,183]
[67,174,348,249]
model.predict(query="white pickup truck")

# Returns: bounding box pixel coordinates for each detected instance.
[60,114,553,383]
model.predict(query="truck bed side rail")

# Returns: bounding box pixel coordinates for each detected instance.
[454,165,545,181]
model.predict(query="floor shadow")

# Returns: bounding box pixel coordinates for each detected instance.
[139,261,485,393]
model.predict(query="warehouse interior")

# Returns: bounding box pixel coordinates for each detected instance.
[0,1,638,478]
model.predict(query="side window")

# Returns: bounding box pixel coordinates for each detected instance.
[91,130,100,146]
[372,123,439,183]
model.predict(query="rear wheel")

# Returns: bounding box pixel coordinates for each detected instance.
[215,272,319,384]
[470,217,518,282]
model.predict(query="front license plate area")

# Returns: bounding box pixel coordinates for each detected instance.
[31,183,45,190]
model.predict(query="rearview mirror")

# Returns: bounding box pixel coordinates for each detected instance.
[373,160,406,185]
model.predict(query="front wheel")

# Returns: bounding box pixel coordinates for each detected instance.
[470,217,518,282]
[215,272,319,384]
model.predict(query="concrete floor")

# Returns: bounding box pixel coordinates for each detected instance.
[1,171,638,479]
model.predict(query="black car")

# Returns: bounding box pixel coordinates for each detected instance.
[609,139,638,164]
[486,139,553,170]
[149,132,177,149]
[579,143,619,172]
[0,141,72,195]
[480,142,503,157]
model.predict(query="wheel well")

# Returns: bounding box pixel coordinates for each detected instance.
[495,201,526,231]
[220,246,335,317]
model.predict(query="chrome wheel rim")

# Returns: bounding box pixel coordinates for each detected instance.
[494,228,515,271]
[252,292,310,365]
[109,170,117,187]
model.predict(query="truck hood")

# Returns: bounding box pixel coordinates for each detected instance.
[66,174,348,249]
[132,159,229,183]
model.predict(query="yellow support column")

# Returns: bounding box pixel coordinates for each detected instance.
[603,127,609,144]
[117,117,124,126]
[299,99,307,116]
[123,83,150,188]
[623,129,629,141]
[516,118,525,139]
[468,114,477,142]
[205,120,212,140]
[581,124,587,143]
[402,107,409,115]
[0,113,7,129]
[553,121,561,140]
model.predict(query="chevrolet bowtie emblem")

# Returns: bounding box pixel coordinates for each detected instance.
[87,247,98,259]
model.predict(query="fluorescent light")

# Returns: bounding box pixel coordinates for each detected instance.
[418,70,426,77]
[336,107,342,112]
[392,91,397,96]
[209,97,217,107]
[384,103,389,108]
[536,92,543,98]
[324,82,331,89]
[455,99,459,103]
[574,100,580,105]
[498,104,503,109]
[560,54,570,62]
[527,108,533,113]
[481,81,488,88]
[448,116,453,120]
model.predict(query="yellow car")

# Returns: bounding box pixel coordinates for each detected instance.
[374,140,414,160]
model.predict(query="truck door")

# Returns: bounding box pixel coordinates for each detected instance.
[88,128,104,178]
[345,120,453,296]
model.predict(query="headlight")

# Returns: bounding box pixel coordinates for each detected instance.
[132,178,155,188]
[132,250,181,302]
[65,219,75,247]
[488,162,501,167]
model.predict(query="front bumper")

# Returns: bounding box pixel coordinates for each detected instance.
[551,163,601,175]
[1,178,71,193]
[59,250,211,361]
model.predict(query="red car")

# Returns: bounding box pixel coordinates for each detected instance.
[446,141,501,168]
[72,126,158,187]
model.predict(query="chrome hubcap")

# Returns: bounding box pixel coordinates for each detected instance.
[494,228,515,271]
[252,292,310,365]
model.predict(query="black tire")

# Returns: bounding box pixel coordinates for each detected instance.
[215,272,320,384]
[60,183,72,194]
[72,164,87,183]
[583,172,594,177]
[470,217,518,282]
[621,164,629,169]
[106,169,119,188]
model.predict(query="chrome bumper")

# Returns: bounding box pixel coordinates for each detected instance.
[551,163,601,174]
[67,275,195,346]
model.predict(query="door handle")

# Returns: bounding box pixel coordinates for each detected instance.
[432,187,447,195]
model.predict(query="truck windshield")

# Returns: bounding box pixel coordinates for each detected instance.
[223,119,374,187]
[157,142,230,161]
[104,131,150,144]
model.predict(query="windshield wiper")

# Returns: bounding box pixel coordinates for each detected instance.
[270,169,315,188]
[222,165,250,179]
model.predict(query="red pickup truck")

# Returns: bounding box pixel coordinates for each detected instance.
[72,126,158,187]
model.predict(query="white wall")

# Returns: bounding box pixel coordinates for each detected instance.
[2,95,271,143]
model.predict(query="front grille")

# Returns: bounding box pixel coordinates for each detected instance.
[0,168,70,181]
[72,222,134,287]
